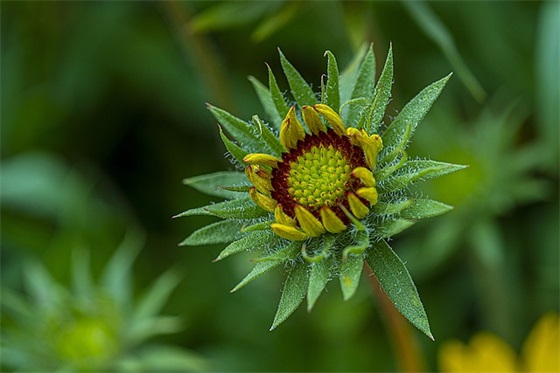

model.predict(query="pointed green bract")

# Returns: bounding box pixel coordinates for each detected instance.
[307,256,331,311]
[323,50,340,110]
[377,218,416,238]
[339,43,368,107]
[401,199,453,220]
[366,45,393,134]
[218,126,249,164]
[231,242,300,292]
[215,230,275,261]
[132,268,183,323]
[339,254,364,301]
[374,199,414,216]
[267,64,289,120]
[208,104,266,153]
[175,198,267,220]
[270,261,309,330]
[351,44,376,101]
[366,240,433,339]
[248,75,283,129]
[179,220,243,246]
[279,49,318,108]
[382,73,452,149]
[252,115,285,155]
[183,171,247,200]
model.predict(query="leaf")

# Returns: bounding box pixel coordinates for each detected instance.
[248,75,283,129]
[208,104,265,152]
[400,199,453,220]
[339,255,364,301]
[219,126,249,164]
[382,73,452,149]
[179,219,243,246]
[215,230,275,261]
[366,45,393,134]
[373,199,414,216]
[379,159,467,192]
[403,1,486,102]
[377,218,416,238]
[279,49,318,107]
[339,43,368,108]
[183,171,248,200]
[307,256,332,311]
[347,45,376,127]
[323,50,340,110]
[231,241,300,292]
[270,260,309,330]
[267,64,289,120]
[252,114,285,155]
[174,198,267,220]
[366,240,433,339]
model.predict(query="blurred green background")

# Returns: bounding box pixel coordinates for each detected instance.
[1,1,558,371]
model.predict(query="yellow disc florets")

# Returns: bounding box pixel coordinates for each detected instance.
[243,104,383,241]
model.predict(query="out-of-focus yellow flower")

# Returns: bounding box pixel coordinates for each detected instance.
[439,313,560,372]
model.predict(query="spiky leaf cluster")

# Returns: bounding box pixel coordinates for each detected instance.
[178,45,465,335]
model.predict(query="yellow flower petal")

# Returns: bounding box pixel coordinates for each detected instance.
[319,206,346,233]
[522,313,560,372]
[243,153,280,167]
[294,205,326,237]
[347,192,369,219]
[351,167,375,187]
[249,187,276,212]
[245,165,272,195]
[346,128,381,169]
[270,223,308,241]
[302,105,325,135]
[274,205,297,227]
[314,104,345,135]
[279,106,305,149]
[356,187,378,205]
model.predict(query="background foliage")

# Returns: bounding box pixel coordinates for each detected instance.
[1,1,558,371]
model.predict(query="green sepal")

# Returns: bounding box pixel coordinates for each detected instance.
[214,230,275,262]
[365,45,393,134]
[270,260,309,330]
[248,75,283,129]
[400,199,453,220]
[323,50,340,111]
[251,115,285,155]
[279,49,318,108]
[382,73,452,149]
[307,255,332,311]
[377,218,416,238]
[179,220,243,246]
[241,220,274,232]
[231,241,300,293]
[218,185,252,193]
[208,104,268,153]
[348,44,376,128]
[218,126,249,164]
[174,198,267,220]
[366,240,433,339]
[267,64,289,121]
[379,159,467,192]
[183,171,248,200]
[339,43,368,109]
[373,199,414,216]
[340,229,369,300]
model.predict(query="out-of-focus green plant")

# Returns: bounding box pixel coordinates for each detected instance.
[1,230,206,372]
[177,46,464,339]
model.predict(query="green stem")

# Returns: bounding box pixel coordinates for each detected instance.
[365,262,425,372]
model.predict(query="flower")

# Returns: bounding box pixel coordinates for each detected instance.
[178,46,464,332]
[245,104,383,241]
[438,313,560,372]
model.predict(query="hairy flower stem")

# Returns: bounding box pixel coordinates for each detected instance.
[365,262,426,372]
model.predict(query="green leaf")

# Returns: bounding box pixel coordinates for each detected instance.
[373,199,414,216]
[267,64,289,120]
[215,230,275,261]
[249,75,283,129]
[400,199,453,220]
[367,45,393,134]
[339,43,368,107]
[379,159,467,192]
[347,45,376,127]
[366,240,433,339]
[382,73,452,149]
[339,254,364,301]
[377,218,416,238]
[183,171,248,200]
[279,49,318,108]
[219,126,249,164]
[270,261,309,330]
[323,50,340,110]
[179,219,243,246]
[307,256,332,311]
[174,198,267,220]
[208,104,266,152]
[252,115,285,155]
[231,241,301,292]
